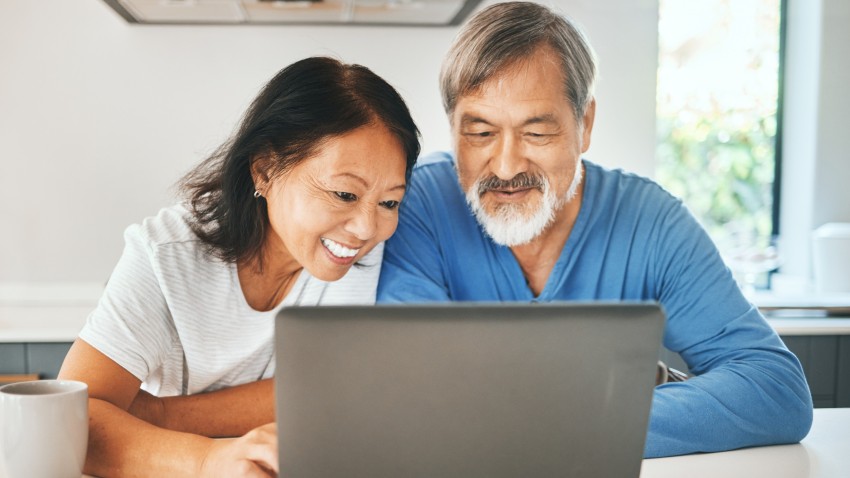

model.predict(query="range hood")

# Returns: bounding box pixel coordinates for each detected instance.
[102,0,483,26]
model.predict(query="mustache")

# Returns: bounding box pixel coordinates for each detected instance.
[476,173,546,196]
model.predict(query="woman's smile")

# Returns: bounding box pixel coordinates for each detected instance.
[321,237,361,262]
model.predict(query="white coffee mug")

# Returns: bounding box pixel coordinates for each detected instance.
[0,380,88,478]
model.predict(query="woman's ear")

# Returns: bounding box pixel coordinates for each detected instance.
[250,155,273,195]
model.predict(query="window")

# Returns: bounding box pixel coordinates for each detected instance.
[656,0,784,289]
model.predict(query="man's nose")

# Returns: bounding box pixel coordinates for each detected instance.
[490,133,528,179]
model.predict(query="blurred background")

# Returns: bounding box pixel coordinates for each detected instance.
[0,0,847,292]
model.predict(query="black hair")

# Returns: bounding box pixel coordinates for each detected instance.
[180,57,420,266]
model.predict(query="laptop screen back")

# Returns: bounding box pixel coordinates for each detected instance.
[275,302,664,477]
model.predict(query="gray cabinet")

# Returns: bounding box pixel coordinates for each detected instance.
[837,336,850,407]
[0,343,27,375]
[660,335,850,408]
[0,342,73,384]
[782,335,850,408]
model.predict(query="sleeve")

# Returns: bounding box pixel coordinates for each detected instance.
[77,224,177,382]
[377,173,452,303]
[643,199,813,457]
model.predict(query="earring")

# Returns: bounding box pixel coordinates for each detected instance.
[253,190,262,199]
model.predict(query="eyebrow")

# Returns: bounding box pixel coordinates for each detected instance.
[333,172,406,192]
[459,113,560,128]
[459,114,495,128]
[522,114,559,127]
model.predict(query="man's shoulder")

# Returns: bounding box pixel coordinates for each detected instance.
[405,151,465,206]
[415,150,455,168]
[410,151,458,184]
[585,160,681,209]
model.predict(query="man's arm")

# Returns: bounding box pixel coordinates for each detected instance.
[643,201,812,457]
[59,339,278,477]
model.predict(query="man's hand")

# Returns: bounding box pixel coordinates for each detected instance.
[200,423,278,477]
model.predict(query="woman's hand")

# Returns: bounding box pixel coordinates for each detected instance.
[200,423,278,477]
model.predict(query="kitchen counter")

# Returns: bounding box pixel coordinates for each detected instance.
[0,283,101,342]
[0,304,92,342]
[1,284,850,342]
[640,408,850,478]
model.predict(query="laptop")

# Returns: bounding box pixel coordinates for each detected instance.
[274,302,665,477]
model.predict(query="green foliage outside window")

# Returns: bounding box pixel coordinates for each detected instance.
[656,0,781,256]
[656,109,776,243]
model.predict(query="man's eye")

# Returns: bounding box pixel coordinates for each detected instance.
[525,132,552,144]
[334,192,357,202]
[463,131,496,145]
[380,200,400,210]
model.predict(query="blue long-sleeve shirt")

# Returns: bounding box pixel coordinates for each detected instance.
[377,152,813,458]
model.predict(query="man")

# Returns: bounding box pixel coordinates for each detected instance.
[377,1,813,458]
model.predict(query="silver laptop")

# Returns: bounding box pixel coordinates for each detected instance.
[274,302,664,477]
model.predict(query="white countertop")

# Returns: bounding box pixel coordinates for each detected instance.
[640,408,850,478]
[0,282,101,342]
[3,408,846,478]
[1,283,849,342]
[0,304,92,342]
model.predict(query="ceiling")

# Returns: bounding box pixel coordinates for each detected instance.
[102,0,483,26]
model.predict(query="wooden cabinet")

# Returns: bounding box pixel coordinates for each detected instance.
[0,342,73,385]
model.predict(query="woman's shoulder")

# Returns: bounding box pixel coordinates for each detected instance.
[128,204,200,249]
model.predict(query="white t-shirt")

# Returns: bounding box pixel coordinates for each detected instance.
[79,205,383,396]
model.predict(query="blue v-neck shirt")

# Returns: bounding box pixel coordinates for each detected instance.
[377,151,812,458]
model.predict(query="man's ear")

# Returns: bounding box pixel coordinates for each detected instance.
[580,98,596,154]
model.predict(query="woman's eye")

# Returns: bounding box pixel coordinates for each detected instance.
[381,200,400,210]
[334,191,357,202]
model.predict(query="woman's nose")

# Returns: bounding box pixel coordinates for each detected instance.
[345,206,378,241]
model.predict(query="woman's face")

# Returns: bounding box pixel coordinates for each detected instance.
[259,122,407,282]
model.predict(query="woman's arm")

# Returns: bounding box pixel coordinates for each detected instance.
[128,380,274,437]
[59,339,278,478]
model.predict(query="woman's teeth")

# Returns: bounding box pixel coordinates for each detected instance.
[321,238,359,258]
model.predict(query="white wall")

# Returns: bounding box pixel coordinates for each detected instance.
[810,0,850,227]
[0,0,657,283]
[0,0,658,283]
[780,0,850,278]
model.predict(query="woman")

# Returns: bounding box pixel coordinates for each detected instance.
[58,57,420,477]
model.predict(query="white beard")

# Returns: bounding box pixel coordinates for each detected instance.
[465,165,583,247]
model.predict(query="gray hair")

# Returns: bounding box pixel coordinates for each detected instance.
[440,1,598,121]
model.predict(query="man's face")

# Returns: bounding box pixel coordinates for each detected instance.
[451,45,595,247]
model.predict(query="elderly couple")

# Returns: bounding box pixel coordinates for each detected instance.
[58,2,813,476]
